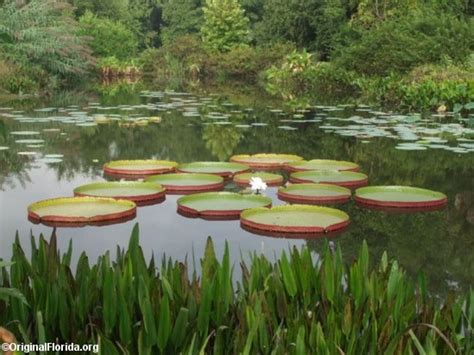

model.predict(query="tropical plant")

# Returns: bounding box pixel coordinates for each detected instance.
[201,0,250,52]
[0,0,93,86]
[0,225,473,353]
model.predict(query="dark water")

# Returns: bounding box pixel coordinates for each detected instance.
[0,84,473,295]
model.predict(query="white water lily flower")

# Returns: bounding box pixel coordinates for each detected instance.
[249,177,267,194]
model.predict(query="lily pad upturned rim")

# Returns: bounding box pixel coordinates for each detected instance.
[73,181,166,205]
[278,183,352,204]
[144,173,224,194]
[230,153,303,169]
[177,192,272,220]
[289,170,368,188]
[240,204,350,235]
[233,172,284,187]
[285,159,360,172]
[354,186,448,209]
[103,159,178,176]
[176,162,250,178]
[28,196,137,227]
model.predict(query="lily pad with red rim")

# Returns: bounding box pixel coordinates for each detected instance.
[103,159,178,177]
[177,192,271,220]
[278,183,351,204]
[74,181,166,206]
[290,170,368,188]
[145,173,224,194]
[240,205,350,237]
[176,162,250,179]
[354,186,447,211]
[28,197,137,227]
[285,159,359,172]
[230,153,303,169]
[233,172,284,187]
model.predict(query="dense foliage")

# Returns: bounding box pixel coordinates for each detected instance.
[0,0,472,110]
[0,225,473,353]
[0,0,93,93]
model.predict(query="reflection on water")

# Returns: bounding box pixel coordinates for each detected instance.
[0,84,473,295]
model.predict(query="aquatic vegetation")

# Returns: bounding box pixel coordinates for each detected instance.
[0,225,472,353]
[241,204,350,237]
[27,196,137,227]
[177,191,271,219]
[354,186,448,211]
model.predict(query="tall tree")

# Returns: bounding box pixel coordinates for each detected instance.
[0,0,93,77]
[201,0,250,52]
[160,0,203,45]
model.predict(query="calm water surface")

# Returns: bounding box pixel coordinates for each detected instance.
[0,84,473,294]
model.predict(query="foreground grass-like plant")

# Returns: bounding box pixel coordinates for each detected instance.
[0,224,472,354]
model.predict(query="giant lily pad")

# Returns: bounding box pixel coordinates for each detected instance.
[177,192,271,220]
[28,197,136,227]
[230,153,303,169]
[233,172,284,187]
[290,170,368,188]
[278,183,351,205]
[176,162,250,178]
[103,159,178,177]
[74,181,165,205]
[285,159,359,172]
[240,205,349,237]
[354,186,447,210]
[145,173,224,194]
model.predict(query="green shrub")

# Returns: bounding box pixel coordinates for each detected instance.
[201,0,251,52]
[0,225,473,353]
[265,50,359,100]
[333,12,474,76]
[358,63,474,110]
[78,10,138,60]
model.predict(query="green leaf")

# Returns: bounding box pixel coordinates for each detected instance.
[279,252,297,297]
[157,294,171,352]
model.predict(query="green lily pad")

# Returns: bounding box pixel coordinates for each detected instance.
[290,170,368,188]
[74,181,165,205]
[233,172,284,186]
[177,162,250,178]
[354,186,447,209]
[28,197,137,226]
[230,153,303,169]
[240,205,349,236]
[278,183,351,204]
[15,139,45,144]
[104,160,178,176]
[177,192,271,219]
[286,159,359,172]
[145,173,224,194]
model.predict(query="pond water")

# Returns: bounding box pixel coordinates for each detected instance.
[0,84,473,295]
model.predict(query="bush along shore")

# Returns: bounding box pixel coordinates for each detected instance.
[1,1,472,111]
[0,224,473,354]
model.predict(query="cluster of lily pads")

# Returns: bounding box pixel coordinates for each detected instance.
[27,153,447,238]
[1,93,473,158]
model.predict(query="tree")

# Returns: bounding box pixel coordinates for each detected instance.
[0,0,93,78]
[201,0,250,52]
[78,11,138,60]
[160,0,203,45]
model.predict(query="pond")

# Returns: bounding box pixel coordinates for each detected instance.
[0,83,473,295]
